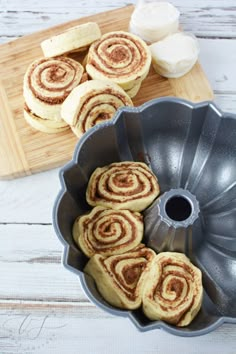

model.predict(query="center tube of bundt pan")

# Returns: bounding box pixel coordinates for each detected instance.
[144,188,203,256]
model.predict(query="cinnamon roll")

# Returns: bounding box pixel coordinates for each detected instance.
[86,162,160,212]
[86,31,151,96]
[41,22,101,57]
[73,206,143,258]
[61,80,133,138]
[142,252,203,326]
[24,104,69,134]
[125,80,142,98]
[23,56,84,122]
[84,244,155,310]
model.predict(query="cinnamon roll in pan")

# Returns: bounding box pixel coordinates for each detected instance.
[142,252,203,326]
[84,245,155,310]
[23,56,84,121]
[73,206,144,258]
[86,161,160,212]
[61,80,133,138]
[86,31,151,92]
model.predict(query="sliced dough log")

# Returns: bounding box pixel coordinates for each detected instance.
[86,31,151,95]
[23,56,85,122]
[86,161,160,212]
[142,252,203,326]
[61,79,133,138]
[84,245,155,310]
[24,107,69,134]
[41,22,101,57]
[73,206,144,258]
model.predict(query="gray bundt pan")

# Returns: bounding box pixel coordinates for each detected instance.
[53,97,236,337]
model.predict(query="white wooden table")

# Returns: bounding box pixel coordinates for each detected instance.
[0,1,236,353]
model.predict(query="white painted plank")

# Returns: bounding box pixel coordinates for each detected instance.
[0,224,87,302]
[214,93,236,113]
[0,36,18,43]
[0,168,61,223]
[199,39,236,93]
[1,222,236,351]
[0,303,235,354]
[0,0,236,43]
[3,0,236,13]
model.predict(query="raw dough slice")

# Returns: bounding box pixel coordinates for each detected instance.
[61,80,133,138]
[125,80,142,98]
[73,206,144,257]
[24,106,69,134]
[23,56,84,121]
[41,22,101,57]
[86,31,151,91]
[86,161,160,212]
[84,244,155,310]
[142,252,203,326]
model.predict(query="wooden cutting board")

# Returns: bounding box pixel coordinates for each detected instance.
[0,5,213,180]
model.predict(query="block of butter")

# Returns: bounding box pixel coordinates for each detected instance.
[129,1,180,43]
[149,32,200,78]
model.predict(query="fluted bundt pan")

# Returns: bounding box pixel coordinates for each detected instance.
[53,97,236,336]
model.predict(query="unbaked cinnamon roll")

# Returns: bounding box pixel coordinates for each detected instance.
[73,206,144,257]
[61,80,133,138]
[84,244,155,310]
[41,22,101,57]
[23,56,84,122]
[24,104,69,134]
[125,79,142,98]
[86,31,151,96]
[142,252,203,326]
[86,161,160,212]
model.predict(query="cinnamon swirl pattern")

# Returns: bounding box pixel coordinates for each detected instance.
[84,245,155,309]
[61,80,133,138]
[23,56,85,127]
[142,252,203,326]
[86,162,160,212]
[86,31,152,97]
[73,206,144,257]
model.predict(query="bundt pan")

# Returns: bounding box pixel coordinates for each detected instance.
[53,97,236,337]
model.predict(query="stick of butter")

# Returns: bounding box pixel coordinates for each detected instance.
[149,32,200,78]
[129,1,180,43]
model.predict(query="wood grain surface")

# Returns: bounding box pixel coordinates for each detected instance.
[0,5,213,180]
